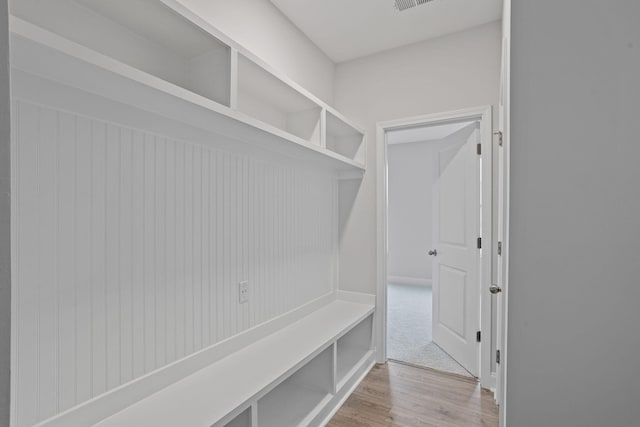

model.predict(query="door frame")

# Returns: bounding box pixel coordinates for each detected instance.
[375,105,494,389]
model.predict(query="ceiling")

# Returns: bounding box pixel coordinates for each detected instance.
[387,121,473,145]
[269,0,502,62]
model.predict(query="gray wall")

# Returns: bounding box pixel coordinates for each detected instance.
[507,1,640,426]
[0,0,10,425]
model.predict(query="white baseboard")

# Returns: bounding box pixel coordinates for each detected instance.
[388,275,432,286]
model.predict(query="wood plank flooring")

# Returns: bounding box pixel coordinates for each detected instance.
[328,362,499,427]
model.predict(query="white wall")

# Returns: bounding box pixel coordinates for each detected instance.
[387,141,435,284]
[507,1,640,426]
[335,21,502,295]
[0,1,11,425]
[177,0,335,104]
[10,74,337,426]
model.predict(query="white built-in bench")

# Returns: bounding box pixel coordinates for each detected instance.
[11,1,373,425]
[87,297,375,427]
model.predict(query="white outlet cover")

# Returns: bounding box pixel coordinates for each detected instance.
[238,281,249,304]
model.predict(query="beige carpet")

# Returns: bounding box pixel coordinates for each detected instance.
[387,283,473,378]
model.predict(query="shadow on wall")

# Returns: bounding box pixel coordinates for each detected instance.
[338,177,363,241]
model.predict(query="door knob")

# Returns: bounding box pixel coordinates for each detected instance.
[489,285,502,294]
[428,249,438,256]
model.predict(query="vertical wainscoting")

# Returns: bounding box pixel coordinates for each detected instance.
[11,98,337,426]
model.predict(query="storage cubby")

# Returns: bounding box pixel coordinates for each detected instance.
[221,406,252,427]
[12,0,232,106]
[237,54,323,146]
[326,110,365,164]
[336,314,373,388]
[258,346,333,427]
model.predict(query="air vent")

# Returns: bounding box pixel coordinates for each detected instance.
[394,0,436,12]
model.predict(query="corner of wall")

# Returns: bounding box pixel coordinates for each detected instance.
[0,0,12,424]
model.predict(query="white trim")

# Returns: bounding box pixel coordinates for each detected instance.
[498,1,511,424]
[387,276,432,287]
[376,106,494,389]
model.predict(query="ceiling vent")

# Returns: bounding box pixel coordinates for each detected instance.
[394,0,436,12]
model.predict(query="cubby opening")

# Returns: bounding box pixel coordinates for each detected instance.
[237,54,322,146]
[336,315,373,388]
[258,346,333,427]
[220,406,252,427]
[12,0,232,106]
[326,110,365,163]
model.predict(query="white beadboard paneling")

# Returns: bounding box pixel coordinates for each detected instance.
[37,106,59,420]
[12,96,337,426]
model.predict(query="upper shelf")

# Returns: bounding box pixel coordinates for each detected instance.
[236,53,323,147]
[9,0,366,173]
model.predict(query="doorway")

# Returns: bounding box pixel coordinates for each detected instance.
[376,106,494,389]
[386,120,478,377]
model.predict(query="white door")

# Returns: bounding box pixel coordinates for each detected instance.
[431,124,480,376]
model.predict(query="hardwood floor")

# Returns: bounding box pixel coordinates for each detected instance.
[328,362,499,427]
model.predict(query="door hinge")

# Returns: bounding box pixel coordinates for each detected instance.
[477,237,482,249]
[496,349,501,364]
[476,331,481,343]
[494,131,503,147]
[477,142,482,155]
[497,241,502,256]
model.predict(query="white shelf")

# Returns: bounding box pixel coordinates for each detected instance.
[12,0,232,106]
[93,300,374,427]
[237,53,323,146]
[258,344,333,427]
[9,0,366,173]
[258,383,331,427]
[336,348,372,390]
[326,108,366,165]
[336,314,374,388]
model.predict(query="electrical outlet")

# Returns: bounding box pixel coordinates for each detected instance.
[238,281,249,304]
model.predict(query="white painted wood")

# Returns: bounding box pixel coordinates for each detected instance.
[258,345,333,427]
[375,106,493,387]
[11,0,365,168]
[91,300,374,427]
[9,19,364,172]
[496,3,511,417]
[375,124,389,365]
[11,0,232,107]
[8,0,364,168]
[336,315,373,389]
[236,54,322,146]
[11,91,338,426]
[314,354,375,427]
[432,126,480,376]
[222,406,252,427]
[325,109,365,164]
[159,0,335,117]
[259,384,331,427]
[9,1,372,424]
[229,48,239,110]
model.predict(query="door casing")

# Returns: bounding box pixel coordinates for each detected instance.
[375,106,494,389]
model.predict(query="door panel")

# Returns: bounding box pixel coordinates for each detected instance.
[432,123,480,376]
[438,265,467,337]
